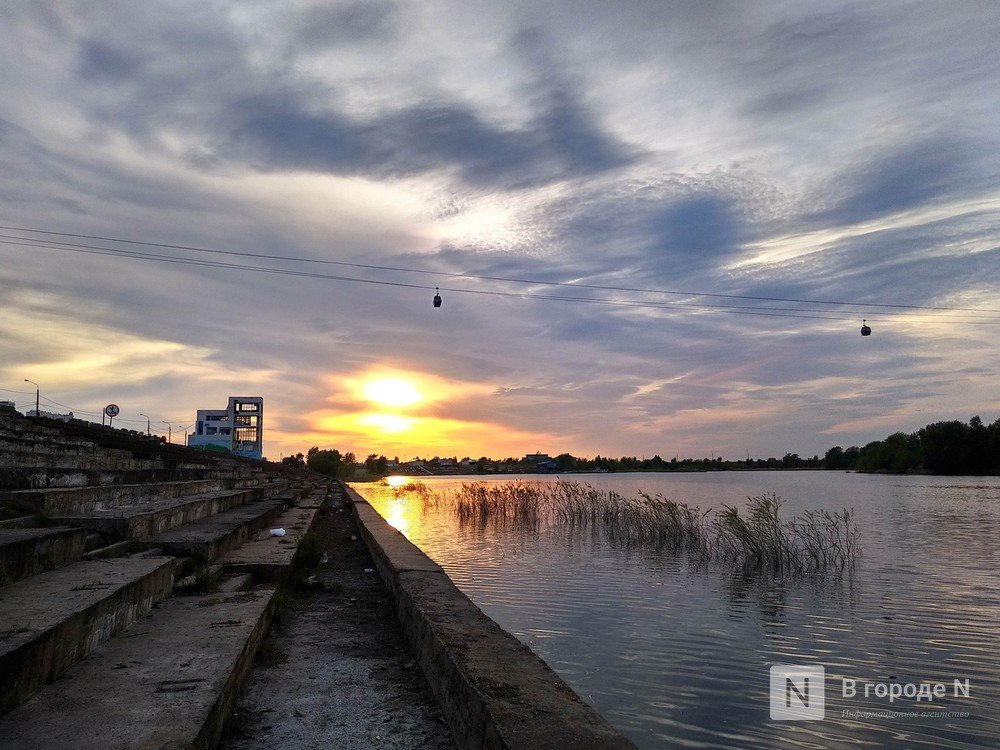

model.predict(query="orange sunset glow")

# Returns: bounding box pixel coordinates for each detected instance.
[297,368,553,458]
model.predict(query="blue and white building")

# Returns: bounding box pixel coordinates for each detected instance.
[188,396,263,459]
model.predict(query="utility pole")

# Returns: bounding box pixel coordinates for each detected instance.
[24,379,39,417]
[162,422,172,443]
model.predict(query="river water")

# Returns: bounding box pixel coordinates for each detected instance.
[352,471,1000,750]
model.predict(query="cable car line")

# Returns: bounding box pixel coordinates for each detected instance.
[3,236,874,322]
[5,236,1000,327]
[2,224,998,316]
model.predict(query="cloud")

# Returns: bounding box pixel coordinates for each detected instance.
[292,1,398,48]
[815,136,987,226]
[78,39,146,81]
[1,1,999,460]
[225,85,634,188]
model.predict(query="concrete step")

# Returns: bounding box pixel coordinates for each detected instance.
[0,435,130,457]
[147,496,291,562]
[0,588,275,749]
[0,430,101,451]
[50,483,292,541]
[0,479,234,516]
[0,527,87,585]
[0,464,256,492]
[0,556,175,715]
[296,486,330,508]
[218,505,321,581]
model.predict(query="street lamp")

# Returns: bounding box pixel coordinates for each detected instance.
[23,379,39,417]
[177,424,193,446]
[161,421,172,444]
[139,412,150,436]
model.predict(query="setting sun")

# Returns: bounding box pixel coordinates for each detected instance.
[359,413,414,433]
[362,377,423,408]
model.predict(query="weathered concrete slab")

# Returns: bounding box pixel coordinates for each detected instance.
[0,589,276,749]
[401,570,635,750]
[51,484,290,541]
[217,505,320,580]
[0,465,256,492]
[0,479,230,516]
[0,556,175,715]
[345,483,637,750]
[295,487,329,508]
[149,496,288,562]
[0,526,87,584]
[352,500,444,574]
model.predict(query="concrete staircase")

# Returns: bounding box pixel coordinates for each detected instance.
[0,405,329,748]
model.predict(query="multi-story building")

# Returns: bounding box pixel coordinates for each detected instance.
[188,396,263,459]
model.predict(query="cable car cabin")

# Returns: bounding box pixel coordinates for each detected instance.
[433,288,442,308]
[860,320,871,336]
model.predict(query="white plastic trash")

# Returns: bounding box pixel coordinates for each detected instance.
[269,528,287,537]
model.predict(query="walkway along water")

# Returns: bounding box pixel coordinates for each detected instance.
[223,482,456,750]
[342,482,637,750]
[228,481,637,749]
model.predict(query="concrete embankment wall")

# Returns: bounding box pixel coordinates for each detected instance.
[343,482,638,750]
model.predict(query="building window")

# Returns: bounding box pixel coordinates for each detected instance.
[235,427,257,443]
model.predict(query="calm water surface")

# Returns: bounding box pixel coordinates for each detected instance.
[353,471,1000,749]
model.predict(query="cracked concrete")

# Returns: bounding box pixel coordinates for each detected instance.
[223,487,455,750]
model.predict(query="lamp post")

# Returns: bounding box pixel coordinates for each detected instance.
[139,412,150,436]
[177,424,192,446]
[24,379,39,417]
[162,421,172,444]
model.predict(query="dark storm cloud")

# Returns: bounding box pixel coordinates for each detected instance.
[227,88,634,188]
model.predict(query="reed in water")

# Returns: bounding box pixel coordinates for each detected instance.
[444,480,857,573]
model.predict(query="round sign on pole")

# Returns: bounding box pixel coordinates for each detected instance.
[105,404,120,418]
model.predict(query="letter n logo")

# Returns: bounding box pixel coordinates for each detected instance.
[770,665,825,720]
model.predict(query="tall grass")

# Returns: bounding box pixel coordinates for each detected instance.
[445,481,857,573]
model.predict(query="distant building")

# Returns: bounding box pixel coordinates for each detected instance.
[523,452,551,463]
[188,396,263,459]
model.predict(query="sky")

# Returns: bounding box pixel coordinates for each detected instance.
[1,1,998,462]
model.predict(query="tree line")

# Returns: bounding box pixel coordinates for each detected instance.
[824,416,1000,475]
[283,447,389,479]
[290,415,1000,479]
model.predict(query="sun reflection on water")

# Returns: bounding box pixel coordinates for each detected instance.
[361,477,430,536]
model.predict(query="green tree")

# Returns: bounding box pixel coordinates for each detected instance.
[554,453,577,471]
[824,446,846,469]
[364,453,389,476]
[919,421,970,474]
[306,446,355,478]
